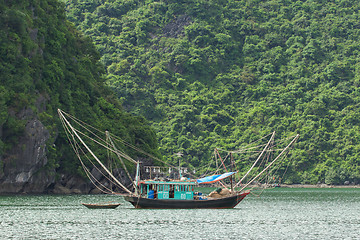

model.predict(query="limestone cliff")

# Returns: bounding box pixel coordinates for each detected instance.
[0,104,53,193]
[0,0,158,194]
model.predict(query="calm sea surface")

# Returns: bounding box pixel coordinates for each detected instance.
[0,188,359,240]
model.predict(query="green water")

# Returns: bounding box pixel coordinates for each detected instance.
[0,188,359,239]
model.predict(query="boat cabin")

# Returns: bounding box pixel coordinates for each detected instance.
[139,180,197,200]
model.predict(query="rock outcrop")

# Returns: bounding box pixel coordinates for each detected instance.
[0,106,55,193]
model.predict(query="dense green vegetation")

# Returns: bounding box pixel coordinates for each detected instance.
[0,0,158,177]
[63,0,360,185]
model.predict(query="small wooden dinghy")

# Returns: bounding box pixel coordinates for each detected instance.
[82,202,120,209]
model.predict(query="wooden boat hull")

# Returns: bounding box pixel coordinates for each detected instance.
[123,192,249,209]
[82,203,120,209]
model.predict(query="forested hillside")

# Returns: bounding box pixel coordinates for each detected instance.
[0,0,158,193]
[63,0,360,185]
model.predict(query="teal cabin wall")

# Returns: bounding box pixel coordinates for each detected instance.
[173,185,193,200]
[158,184,170,199]
[174,191,193,200]
[141,181,195,200]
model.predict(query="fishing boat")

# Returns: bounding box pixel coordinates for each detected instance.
[58,109,299,209]
[124,175,250,209]
[82,202,121,209]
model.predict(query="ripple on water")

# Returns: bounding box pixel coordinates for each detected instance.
[0,188,359,239]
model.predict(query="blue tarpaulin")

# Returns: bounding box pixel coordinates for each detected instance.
[196,172,237,184]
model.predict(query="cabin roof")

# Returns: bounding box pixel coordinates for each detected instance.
[139,180,197,185]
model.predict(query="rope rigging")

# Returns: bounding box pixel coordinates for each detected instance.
[58,108,299,197]
[59,109,133,195]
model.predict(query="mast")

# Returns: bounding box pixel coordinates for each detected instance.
[215,148,218,174]
[105,131,113,191]
[134,161,140,196]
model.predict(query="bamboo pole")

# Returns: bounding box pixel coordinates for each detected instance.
[58,109,133,195]
[234,131,276,188]
[238,134,299,193]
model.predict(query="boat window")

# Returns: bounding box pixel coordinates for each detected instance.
[141,184,146,195]
[169,185,174,198]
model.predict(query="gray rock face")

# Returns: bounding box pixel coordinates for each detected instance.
[162,15,192,38]
[0,101,135,194]
[0,107,55,193]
